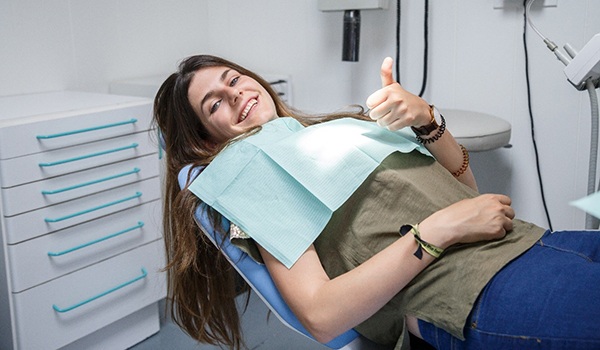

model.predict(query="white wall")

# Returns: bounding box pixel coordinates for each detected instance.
[1,0,599,230]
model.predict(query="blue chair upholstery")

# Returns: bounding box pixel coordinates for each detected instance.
[177,164,366,349]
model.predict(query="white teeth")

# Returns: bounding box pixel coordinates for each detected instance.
[240,99,257,122]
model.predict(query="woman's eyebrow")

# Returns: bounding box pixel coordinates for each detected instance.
[200,68,232,112]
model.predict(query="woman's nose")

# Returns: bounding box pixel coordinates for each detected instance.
[228,89,242,104]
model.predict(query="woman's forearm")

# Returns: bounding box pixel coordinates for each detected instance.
[259,234,436,343]
[422,126,478,191]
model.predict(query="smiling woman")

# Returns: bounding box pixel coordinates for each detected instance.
[151,54,370,349]
[152,54,600,350]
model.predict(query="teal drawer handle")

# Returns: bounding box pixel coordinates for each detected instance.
[44,192,142,223]
[37,118,138,139]
[42,168,141,195]
[158,129,163,160]
[47,221,145,257]
[52,267,148,313]
[38,143,139,167]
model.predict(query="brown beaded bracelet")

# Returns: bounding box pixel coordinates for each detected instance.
[414,115,446,144]
[451,144,470,178]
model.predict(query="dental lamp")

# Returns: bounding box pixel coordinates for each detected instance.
[526,0,600,228]
[318,0,389,62]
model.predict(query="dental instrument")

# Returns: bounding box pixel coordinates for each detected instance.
[526,0,600,229]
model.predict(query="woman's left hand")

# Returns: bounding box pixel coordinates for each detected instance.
[366,57,432,131]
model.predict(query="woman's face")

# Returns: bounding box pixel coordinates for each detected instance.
[187,66,278,144]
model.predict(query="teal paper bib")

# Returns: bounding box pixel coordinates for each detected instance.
[189,117,431,268]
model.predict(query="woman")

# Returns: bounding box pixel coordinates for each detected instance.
[153,54,600,349]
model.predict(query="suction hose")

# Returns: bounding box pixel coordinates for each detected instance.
[585,78,599,229]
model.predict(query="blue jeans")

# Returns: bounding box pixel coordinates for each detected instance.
[419,230,600,349]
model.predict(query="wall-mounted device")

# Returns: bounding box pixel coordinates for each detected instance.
[493,0,557,9]
[563,33,600,90]
[523,0,600,90]
[342,10,361,62]
[318,0,389,62]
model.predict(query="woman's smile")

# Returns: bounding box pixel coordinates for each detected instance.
[239,98,258,123]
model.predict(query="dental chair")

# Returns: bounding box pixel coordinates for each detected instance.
[177,165,392,350]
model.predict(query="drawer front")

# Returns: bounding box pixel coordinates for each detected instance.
[4,177,160,244]
[0,103,153,160]
[7,200,162,293]
[0,131,157,188]
[1,154,159,216]
[11,240,166,350]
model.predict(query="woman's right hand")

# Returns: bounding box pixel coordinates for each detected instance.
[366,57,432,131]
[418,194,515,248]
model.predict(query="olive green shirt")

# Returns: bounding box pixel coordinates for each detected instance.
[233,151,545,349]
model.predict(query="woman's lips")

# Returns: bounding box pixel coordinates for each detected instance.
[239,99,258,123]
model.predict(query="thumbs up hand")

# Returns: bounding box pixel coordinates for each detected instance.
[366,57,431,132]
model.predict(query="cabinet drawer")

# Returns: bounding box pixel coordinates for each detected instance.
[7,200,162,293]
[0,132,157,188]
[4,177,160,244]
[11,240,166,350]
[1,154,159,216]
[0,102,152,160]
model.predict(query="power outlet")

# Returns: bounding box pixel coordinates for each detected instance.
[493,0,558,9]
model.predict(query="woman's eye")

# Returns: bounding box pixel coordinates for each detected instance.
[210,100,221,114]
[230,76,239,87]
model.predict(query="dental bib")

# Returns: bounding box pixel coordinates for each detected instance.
[189,117,431,268]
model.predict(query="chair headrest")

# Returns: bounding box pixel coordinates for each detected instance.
[177,164,204,190]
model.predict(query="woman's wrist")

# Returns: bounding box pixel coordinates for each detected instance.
[411,105,439,135]
[399,224,445,259]
[415,219,456,250]
[412,105,446,144]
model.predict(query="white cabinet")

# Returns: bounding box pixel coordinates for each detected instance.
[0,91,166,350]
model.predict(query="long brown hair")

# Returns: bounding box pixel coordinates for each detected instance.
[152,54,368,349]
